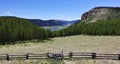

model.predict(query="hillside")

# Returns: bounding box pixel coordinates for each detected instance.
[27,19,79,27]
[0,16,52,44]
[53,7,120,36]
[81,7,120,22]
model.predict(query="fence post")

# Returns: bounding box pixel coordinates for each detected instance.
[26,53,29,59]
[92,53,96,59]
[47,53,50,58]
[118,54,120,60]
[6,54,10,61]
[69,52,73,58]
[61,51,64,60]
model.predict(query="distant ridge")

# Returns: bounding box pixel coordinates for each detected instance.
[0,16,79,27]
[27,19,79,27]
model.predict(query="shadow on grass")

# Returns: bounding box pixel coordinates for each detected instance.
[47,59,65,64]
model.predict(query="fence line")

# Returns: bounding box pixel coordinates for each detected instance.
[0,52,120,60]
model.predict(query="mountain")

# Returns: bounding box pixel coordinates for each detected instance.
[27,19,79,31]
[0,16,79,31]
[81,7,120,22]
[27,19,79,27]
[0,16,79,27]
[53,7,120,37]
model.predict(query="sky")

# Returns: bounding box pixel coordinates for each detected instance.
[0,0,120,20]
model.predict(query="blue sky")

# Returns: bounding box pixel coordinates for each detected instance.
[0,0,120,20]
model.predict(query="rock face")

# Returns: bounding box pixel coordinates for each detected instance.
[81,7,120,22]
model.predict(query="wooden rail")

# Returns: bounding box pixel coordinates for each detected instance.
[0,52,120,60]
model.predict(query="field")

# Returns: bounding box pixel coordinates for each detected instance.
[0,35,120,64]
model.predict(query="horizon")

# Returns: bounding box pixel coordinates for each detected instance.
[0,0,120,20]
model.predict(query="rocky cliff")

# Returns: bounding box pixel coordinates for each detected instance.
[81,7,120,22]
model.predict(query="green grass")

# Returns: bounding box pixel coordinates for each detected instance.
[0,35,120,64]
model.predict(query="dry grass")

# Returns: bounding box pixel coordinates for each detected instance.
[64,59,120,64]
[0,35,120,64]
[0,59,64,64]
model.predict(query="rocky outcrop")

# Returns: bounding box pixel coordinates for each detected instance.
[81,7,120,22]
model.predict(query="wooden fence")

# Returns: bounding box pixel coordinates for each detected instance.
[0,52,120,60]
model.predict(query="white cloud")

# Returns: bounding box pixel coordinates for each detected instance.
[58,14,64,17]
[5,11,12,16]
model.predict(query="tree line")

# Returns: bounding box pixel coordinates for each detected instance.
[53,18,120,37]
[0,16,53,44]
[1,16,120,45]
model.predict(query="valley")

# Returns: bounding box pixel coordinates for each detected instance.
[0,7,120,64]
[0,0,120,63]
[0,35,120,64]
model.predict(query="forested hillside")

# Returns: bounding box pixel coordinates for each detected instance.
[0,16,52,44]
[53,18,120,37]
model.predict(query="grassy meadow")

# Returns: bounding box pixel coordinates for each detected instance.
[0,35,120,64]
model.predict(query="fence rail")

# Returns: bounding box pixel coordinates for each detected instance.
[0,52,120,60]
